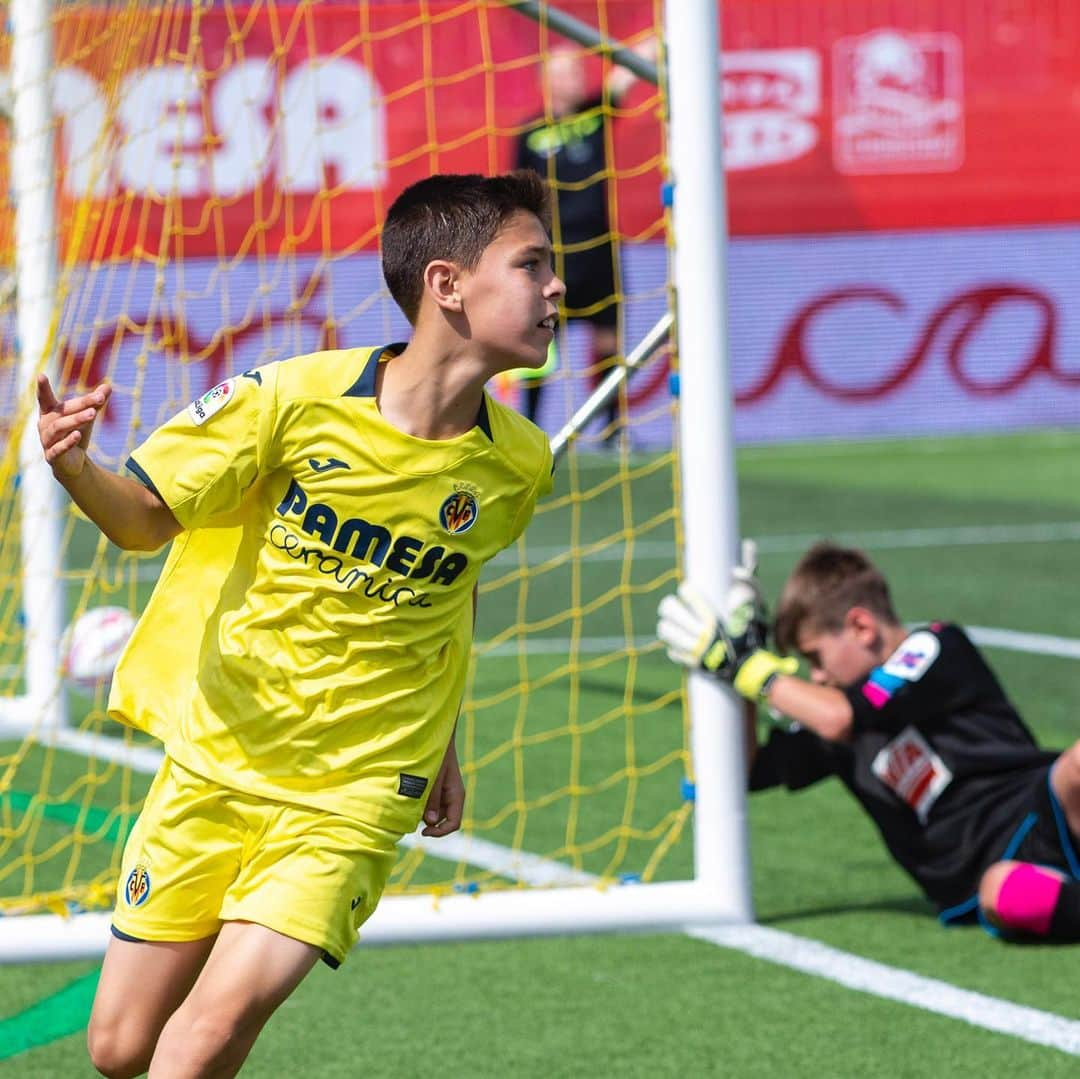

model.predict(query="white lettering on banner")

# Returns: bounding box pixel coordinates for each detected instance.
[119,66,205,197]
[49,58,385,199]
[53,66,112,198]
[211,60,275,198]
[281,58,386,190]
[721,50,820,171]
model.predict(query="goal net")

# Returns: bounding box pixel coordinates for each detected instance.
[0,0,744,960]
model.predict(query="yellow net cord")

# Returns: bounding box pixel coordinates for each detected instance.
[0,0,688,919]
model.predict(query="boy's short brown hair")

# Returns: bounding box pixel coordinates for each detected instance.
[773,542,901,654]
[380,170,552,324]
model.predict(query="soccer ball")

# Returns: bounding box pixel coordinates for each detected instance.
[60,606,136,691]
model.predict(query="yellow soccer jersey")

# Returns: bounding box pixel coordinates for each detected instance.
[108,346,553,831]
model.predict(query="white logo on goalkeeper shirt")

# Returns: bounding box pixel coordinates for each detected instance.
[882,630,939,681]
[187,378,236,426]
[871,725,952,823]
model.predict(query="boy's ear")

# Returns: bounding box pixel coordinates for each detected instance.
[424,259,463,313]
[845,606,880,644]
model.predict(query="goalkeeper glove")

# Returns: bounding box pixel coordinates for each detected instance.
[656,540,768,676]
[724,539,768,645]
[656,555,797,699]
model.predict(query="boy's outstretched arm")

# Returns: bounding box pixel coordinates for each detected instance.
[658,580,854,743]
[758,676,853,743]
[37,374,181,552]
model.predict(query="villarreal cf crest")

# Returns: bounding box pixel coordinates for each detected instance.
[124,864,151,907]
[439,485,479,535]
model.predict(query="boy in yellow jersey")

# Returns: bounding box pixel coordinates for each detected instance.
[36,170,563,1079]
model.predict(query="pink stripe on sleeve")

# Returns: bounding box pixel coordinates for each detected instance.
[861,681,891,710]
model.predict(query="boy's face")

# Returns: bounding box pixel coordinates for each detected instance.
[795,616,879,689]
[456,210,565,373]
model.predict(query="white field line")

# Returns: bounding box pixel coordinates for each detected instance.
[510,518,1080,562]
[967,626,1080,662]
[688,923,1080,1055]
[405,829,1080,1057]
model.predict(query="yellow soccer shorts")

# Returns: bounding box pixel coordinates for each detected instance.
[112,757,400,967]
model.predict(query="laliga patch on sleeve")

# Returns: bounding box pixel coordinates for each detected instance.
[882,630,940,682]
[187,378,237,426]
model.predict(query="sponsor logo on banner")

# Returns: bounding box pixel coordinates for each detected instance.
[833,29,964,174]
[872,725,953,822]
[721,50,821,171]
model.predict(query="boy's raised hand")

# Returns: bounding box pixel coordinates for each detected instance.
[657,542,797,698]
[657,580,734,676]
[657,540,766,674]
[37,375,111,480]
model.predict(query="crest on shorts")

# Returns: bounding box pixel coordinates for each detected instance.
[124,864,151,907]
[439,484,479,536]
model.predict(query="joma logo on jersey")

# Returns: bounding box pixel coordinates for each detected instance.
[276,479,468,585]
[124,864,151,907]
[439,488,478,535]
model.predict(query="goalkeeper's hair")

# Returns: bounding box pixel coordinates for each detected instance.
[381,170,552,324]
[774,542,901,655]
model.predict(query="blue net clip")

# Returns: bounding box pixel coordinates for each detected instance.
[680,778,696,802]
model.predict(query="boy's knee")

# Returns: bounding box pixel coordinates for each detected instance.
[1056,741,1080,786]
[977,860,1016,919]
[979,860,1065,935]
[86,1018,153,1079]
[153,1004,259,1073]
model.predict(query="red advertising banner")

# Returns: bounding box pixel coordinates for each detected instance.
[722,0,1080,234]
[20,0,1080,259]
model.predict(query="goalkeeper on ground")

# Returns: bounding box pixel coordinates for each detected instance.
[37,170,563,1078]
[659,541,1080,943]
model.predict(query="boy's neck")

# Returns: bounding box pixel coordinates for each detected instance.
[375,340,488,441]
[876,621,911,663]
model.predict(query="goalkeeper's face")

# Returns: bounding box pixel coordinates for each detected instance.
[796,615,879,689]
[456,211,566,373]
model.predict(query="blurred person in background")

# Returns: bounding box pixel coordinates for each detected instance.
[514,39,655,441]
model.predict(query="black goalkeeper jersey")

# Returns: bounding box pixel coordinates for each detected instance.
[514,97,610,247]
[750,623,1059,912]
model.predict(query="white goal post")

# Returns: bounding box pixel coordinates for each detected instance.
[0,0,751,962]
